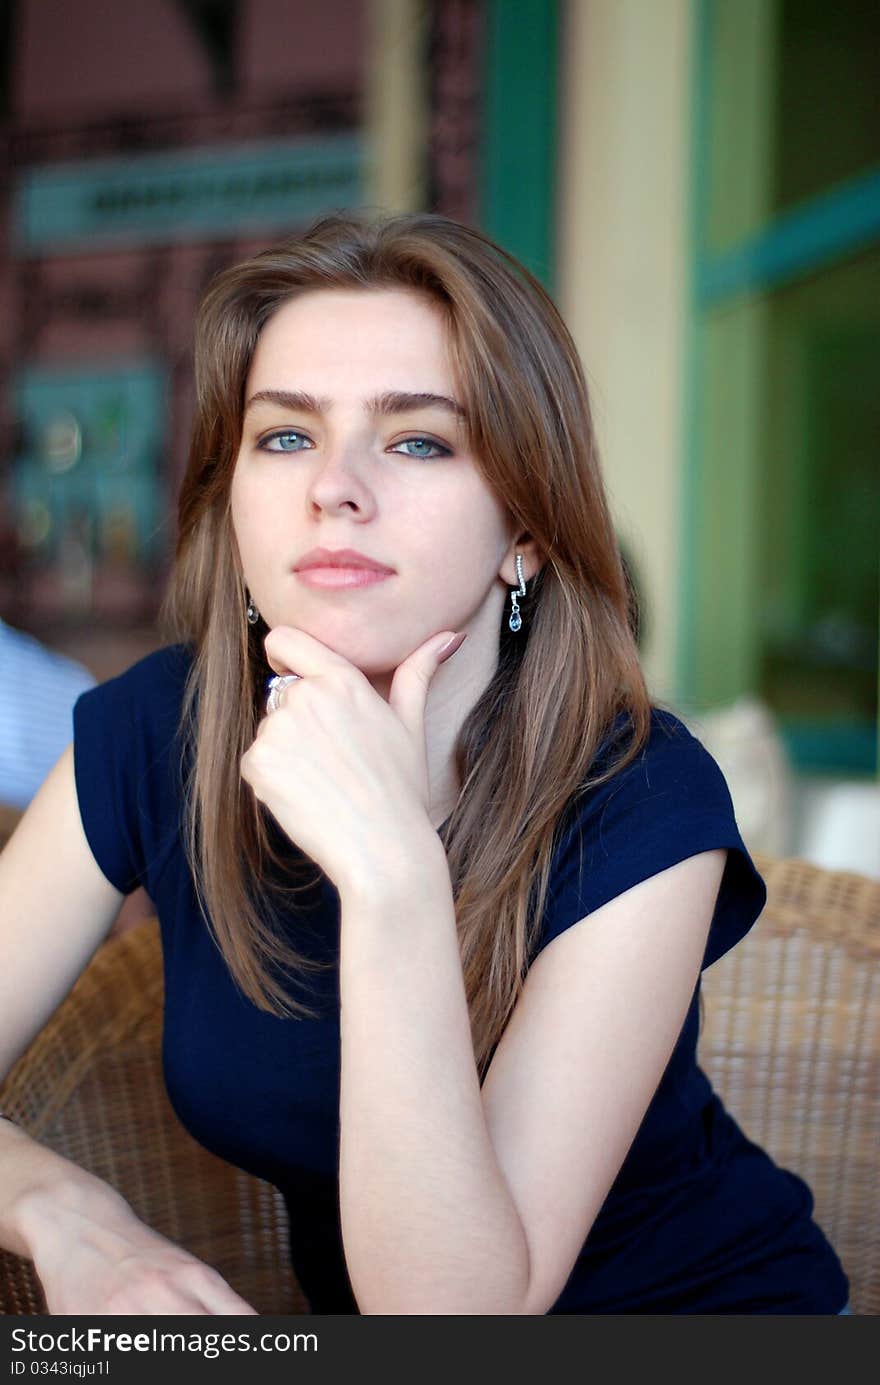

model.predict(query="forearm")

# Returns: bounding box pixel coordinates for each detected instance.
[337,838,530,1314]
[1,1117,257,1314]
[0,1116,127,1261]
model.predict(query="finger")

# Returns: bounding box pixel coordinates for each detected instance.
[195,1285,260,1315]
[196,1268,260,1315]
[263,625,357,679]
[103,1282,214,1316]
[176,1264,260,1316]
[388,631,466,745]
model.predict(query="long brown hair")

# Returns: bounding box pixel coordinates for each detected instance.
[162,211,652,1076]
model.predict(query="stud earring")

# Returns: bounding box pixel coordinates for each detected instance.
[246,594,260,626]
[508,553,527,633]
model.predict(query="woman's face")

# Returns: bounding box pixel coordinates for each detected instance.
[230,286,521,678]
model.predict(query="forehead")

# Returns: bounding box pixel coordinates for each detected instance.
[248,287,454,389]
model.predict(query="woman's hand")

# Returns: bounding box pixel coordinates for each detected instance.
[240,625,465,896]
[28,1184,257,1315]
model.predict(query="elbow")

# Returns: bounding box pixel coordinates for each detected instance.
[347,1207,537,1314]
[355,1290,542,1316]
[352,1261,543,1317]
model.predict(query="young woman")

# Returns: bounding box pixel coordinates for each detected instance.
[0,212,849,1315]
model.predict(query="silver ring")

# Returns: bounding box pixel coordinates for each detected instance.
[266,673,301,714]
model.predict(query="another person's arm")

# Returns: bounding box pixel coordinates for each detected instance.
[0,746,256,1315]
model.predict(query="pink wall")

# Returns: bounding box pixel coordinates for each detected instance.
[14,0,365,122]
[240,0,365,96]
[13,0,214,120]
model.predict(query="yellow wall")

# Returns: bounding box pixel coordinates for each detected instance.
[364,0,429,213]
[558,0,692,702]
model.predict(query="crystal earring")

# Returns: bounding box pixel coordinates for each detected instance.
[246,593,260,626]
[508,553,527,633]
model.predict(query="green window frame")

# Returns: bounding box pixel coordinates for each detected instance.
[680,0,880,777]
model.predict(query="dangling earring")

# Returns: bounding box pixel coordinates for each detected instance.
[246,592,260,626]
[508,553,527,632]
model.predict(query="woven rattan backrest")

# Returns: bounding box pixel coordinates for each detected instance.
[699,853,880,1315]
[0,919,308,1315]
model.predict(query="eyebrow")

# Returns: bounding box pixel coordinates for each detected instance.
[244,388,467,420]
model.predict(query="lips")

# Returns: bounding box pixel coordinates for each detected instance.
[294,547,395,574]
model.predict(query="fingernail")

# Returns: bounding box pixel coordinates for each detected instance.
[437,631,467,662]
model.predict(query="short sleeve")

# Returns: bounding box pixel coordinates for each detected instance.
[72,645,191,896]
[536,710,767,971]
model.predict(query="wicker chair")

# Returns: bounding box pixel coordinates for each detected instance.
[1,854,877,1315]
[0,922,307,1315]
[699,852,879,1315]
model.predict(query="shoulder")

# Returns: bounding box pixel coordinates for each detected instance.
[92,643,193,699]
[72,643,195,785]
[538,706,766,970]
[556,706,736,851]
[71,645,194,895]
[74,643,193,728]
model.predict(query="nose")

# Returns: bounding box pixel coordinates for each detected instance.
[305,438,378,518]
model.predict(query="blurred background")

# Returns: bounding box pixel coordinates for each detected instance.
[0,0,877,875]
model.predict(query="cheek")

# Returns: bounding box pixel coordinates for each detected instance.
[230,473,275,565]
[442,497,510,572]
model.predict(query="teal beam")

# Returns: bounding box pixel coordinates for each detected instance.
[697,166,880,304]
[781,723,878,777]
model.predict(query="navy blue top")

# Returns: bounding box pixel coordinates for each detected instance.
[73,646,849,1314]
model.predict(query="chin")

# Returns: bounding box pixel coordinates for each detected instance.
[347,646,404,677]
[264,607,425,673]
[298,624,405,673]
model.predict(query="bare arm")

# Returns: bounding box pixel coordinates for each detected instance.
[0,745,255,1314]
[0,742,124,1256]
[338,832,530,1315]
[337,836,727,1314]
[0,744,122,1082]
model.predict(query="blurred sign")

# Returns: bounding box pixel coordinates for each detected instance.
[14,133,363,254]
[11,365,167,619]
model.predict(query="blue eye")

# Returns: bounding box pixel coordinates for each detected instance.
[392,436,451,460]
[261,431,311,452]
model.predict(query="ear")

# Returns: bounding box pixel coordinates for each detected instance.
[500,532,546,587]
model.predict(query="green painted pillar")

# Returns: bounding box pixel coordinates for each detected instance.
[480,0,560,292]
